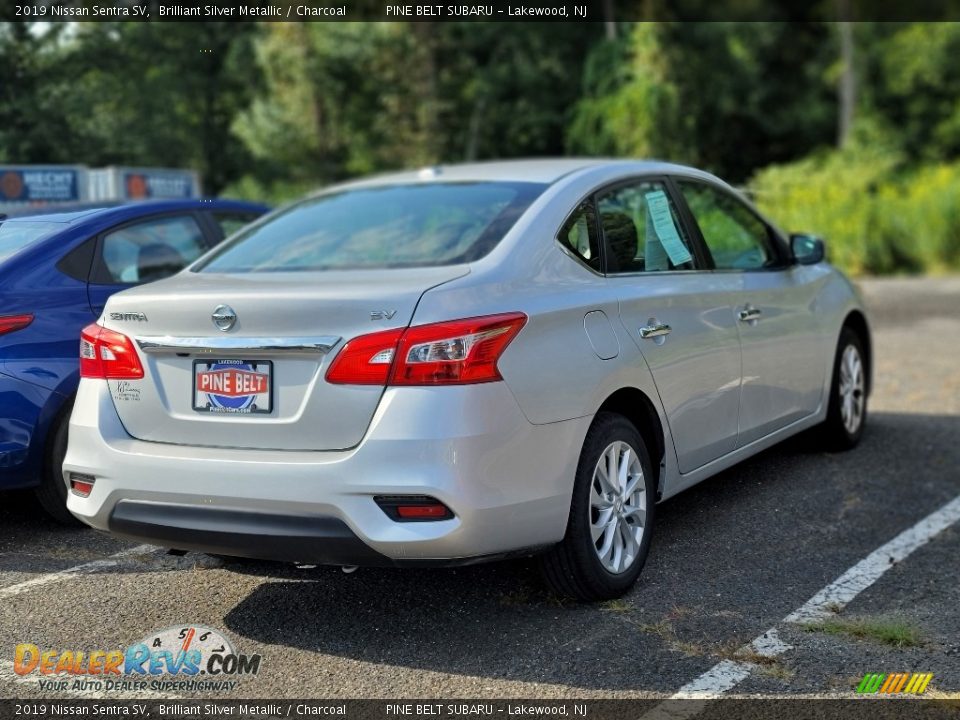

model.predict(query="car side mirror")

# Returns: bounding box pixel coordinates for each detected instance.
[790,233,825,265]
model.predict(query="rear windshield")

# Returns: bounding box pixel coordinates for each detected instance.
[0,221,61,263]
[196,181,546,273]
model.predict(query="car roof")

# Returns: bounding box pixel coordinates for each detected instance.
[322,158,724,192]
[0,198,268,224]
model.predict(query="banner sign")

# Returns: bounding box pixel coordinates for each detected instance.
[0,166,82,203]
[122,170,196,199]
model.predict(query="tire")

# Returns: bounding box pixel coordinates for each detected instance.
[34,401,85,526]
[540,412,656,601]
[821,327,868,451]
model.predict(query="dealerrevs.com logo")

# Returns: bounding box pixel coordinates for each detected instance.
[856,672,934,695]
[14,625,261,693]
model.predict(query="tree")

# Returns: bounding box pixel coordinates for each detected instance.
[866,23,960,162]
[0,22,260,194]
[0,23,72,163]
[234,22,597,191]
[567,22,838,182]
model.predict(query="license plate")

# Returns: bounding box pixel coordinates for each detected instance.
[192,359,272,414]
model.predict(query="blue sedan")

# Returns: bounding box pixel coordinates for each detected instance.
[0,199,268,522]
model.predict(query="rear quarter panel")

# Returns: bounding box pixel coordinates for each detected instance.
[413,180,679,492]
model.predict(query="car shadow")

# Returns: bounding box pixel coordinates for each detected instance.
[220,411,960,692]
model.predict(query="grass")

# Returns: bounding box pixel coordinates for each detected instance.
[672,640,709,658]
[802,616,925,648]
[636,620,674,638]
[759,664,795,681]
[601,598,632,613]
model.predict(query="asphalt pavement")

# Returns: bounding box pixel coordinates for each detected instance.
[1,276,958,700]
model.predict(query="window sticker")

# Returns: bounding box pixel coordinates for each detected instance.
[644,212,669,271]
[644,190,693,266]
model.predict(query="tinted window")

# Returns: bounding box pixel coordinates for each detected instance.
[557,201,601,271]
[212,212,260,239]
[0,221,60,263]
[197,182,545,273]
[98,215,205,284]
[597,180,695,273]
[678,182,776,270]
[57,237,96,281]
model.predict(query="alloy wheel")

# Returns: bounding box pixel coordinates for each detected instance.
[589,441,646,574]
[839,344,865,435]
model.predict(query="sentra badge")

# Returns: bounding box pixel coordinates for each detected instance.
[109,312,148,322]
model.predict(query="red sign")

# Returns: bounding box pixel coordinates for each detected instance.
[196,368,268,397]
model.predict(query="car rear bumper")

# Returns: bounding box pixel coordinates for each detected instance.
[109,500,393,565]
[65,379,589,564]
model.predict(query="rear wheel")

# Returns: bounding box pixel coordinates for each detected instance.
[34,401,84,526]
[821,327,868,451]
[540,412,656,601]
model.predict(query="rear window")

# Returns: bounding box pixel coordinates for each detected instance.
[0,221,60,263]
[196,182,545,273]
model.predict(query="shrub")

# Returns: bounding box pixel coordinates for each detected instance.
[749,149,960,275]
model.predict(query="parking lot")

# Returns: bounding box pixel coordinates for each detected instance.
[1,276,958,700]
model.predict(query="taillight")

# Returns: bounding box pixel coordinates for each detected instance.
[324,328,404,385]
[325,313,526,386]
[392,313,527,385]
[79,323,144,379]
[0,314,34,336]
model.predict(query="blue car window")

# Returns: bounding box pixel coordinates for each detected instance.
[0,221,60,263]
[100,215,206,284]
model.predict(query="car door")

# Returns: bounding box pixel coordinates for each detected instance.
[598,177,744,474]
[87,212,212,316]
[675,179,826,447]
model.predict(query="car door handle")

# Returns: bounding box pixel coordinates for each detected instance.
[738,307,762,322]
[639,322,672,339]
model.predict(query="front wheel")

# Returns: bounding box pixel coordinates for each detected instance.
[540,412,656,601]
[34,401,85,526]
[821,328,868,451]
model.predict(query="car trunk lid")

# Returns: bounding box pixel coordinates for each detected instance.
[101,267,469,450]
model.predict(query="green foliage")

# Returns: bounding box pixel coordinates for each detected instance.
[217,174,317,208]
[0,23,259,194]
[2,20,960,275]
[568,24,681,159]
[802,616,925,648]
[751,146,960,275]
[567,22,838,182]
[867,23,960,162]
[0,23,72,163]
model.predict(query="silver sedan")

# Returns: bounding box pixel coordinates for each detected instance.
[63,160,870,600]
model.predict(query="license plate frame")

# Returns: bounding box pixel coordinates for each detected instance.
[192,359,273,414]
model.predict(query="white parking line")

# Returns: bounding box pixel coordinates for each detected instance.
[643,492,960,717]
[0,660,179,699]
[669,629,793,699]
[0,545,157,600]
[784,494,960,623]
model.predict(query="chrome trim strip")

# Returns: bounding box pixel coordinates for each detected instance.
[135,336,341,357]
